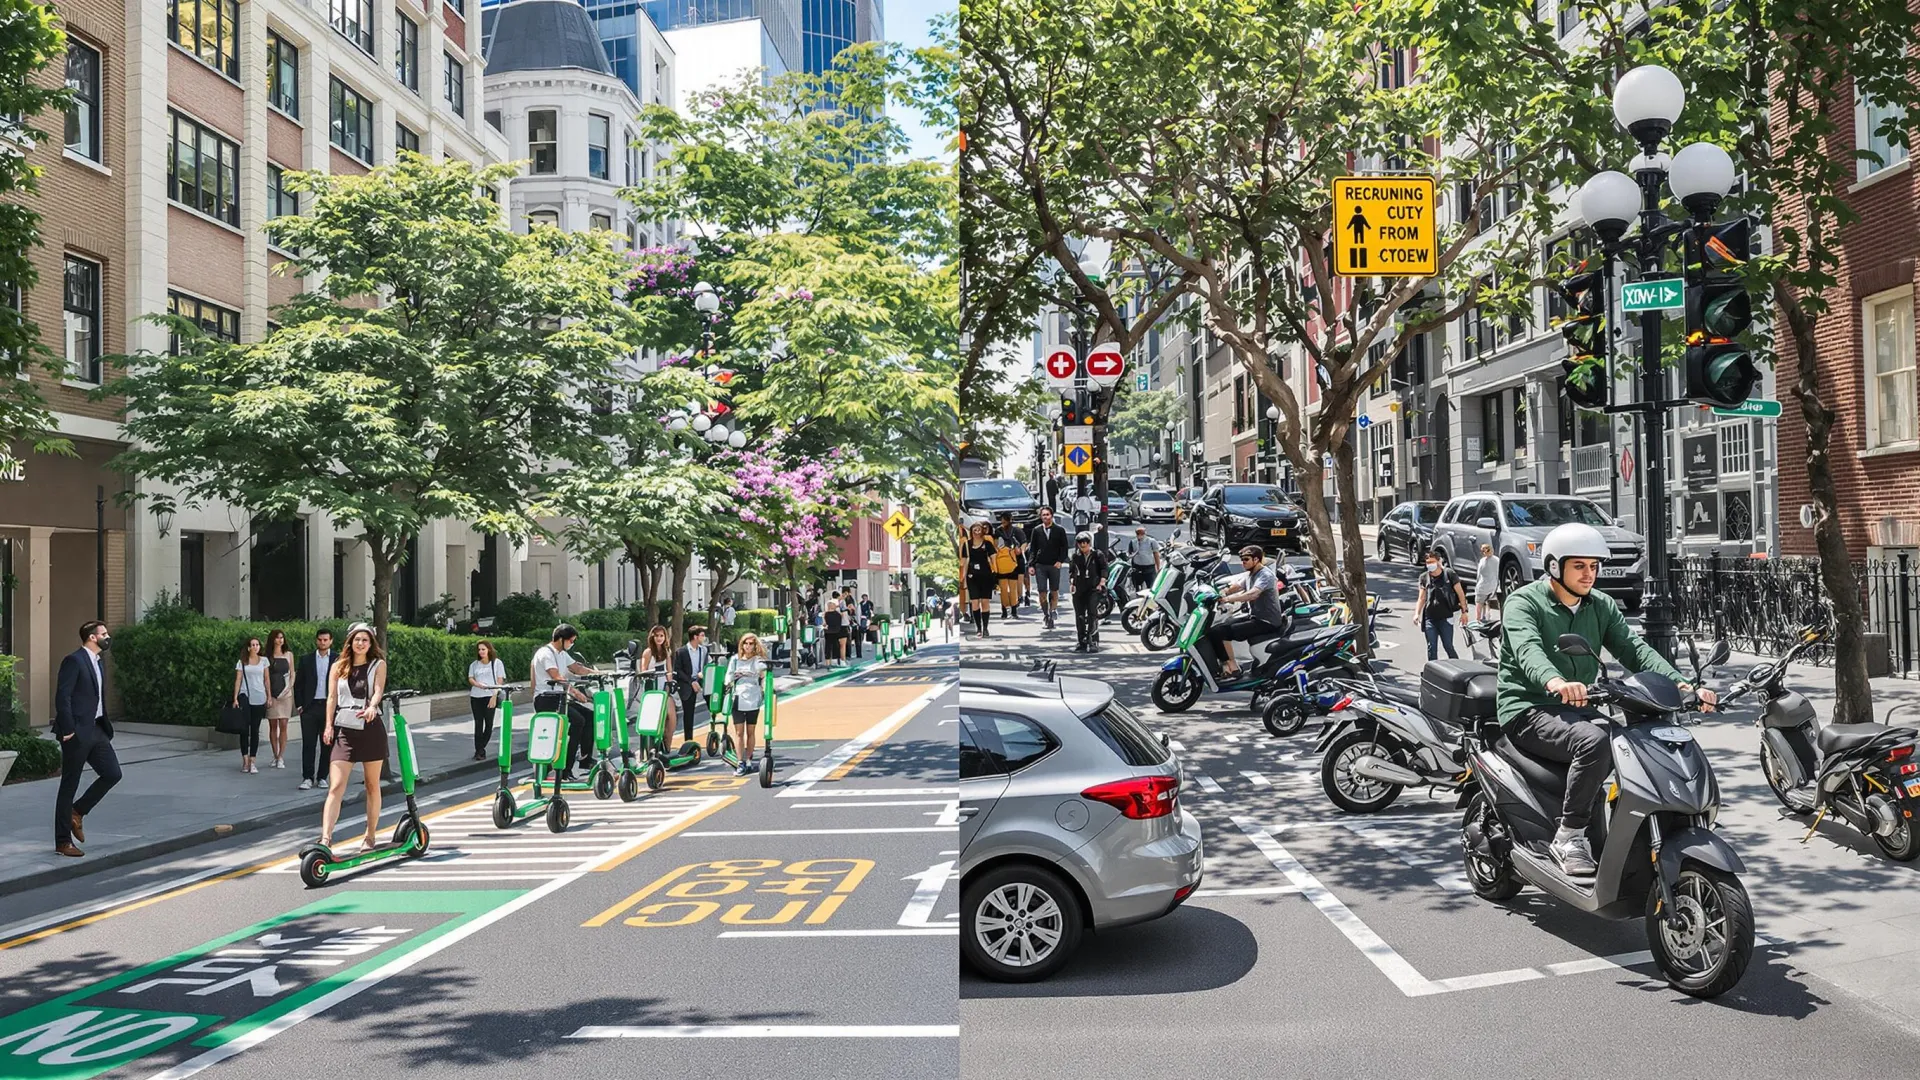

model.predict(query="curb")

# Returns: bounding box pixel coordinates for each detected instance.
[0,653,919,898]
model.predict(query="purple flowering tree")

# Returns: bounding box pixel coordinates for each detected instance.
[723,447,866,672]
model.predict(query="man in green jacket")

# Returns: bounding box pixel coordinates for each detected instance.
[1496,523,1717,878]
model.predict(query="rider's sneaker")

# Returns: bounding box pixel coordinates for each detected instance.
[1550,833,1598,878]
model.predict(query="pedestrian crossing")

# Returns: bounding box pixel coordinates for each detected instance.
[266,793,729,883]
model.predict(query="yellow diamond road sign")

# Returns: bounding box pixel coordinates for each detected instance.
[884,510,914,541]
[1332,175,1437,278]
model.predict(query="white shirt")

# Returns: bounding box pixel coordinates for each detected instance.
[532,644,574,695]
[312,651,332,699]
[469,658,506,698]
[89,648,104,718]
[721,605,737,626]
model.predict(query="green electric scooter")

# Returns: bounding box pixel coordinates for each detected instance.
[609,643,702,796]
[709,668,781,788]
[490,683,572,832]
[298,689,430,887]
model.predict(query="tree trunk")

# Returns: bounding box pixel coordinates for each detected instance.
[787,558,801,675]
[1326,426,1373,658]
[639,553,663,624]
[668,551,691,647]
[368,533,396,651]
[1785,301,1873,724]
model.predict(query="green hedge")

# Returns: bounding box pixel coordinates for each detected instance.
[0,731,61,782]
[112,620,640,728]
[0,654,19,733]
[575,607,632,632]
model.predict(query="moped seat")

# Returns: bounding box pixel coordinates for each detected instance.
[1493,735,1570,794]
[1368,682,1423,710]
[1817,722,1915,756]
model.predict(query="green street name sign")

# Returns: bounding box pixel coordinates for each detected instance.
[1621,278,1685,312]
[1711,398,1783,419]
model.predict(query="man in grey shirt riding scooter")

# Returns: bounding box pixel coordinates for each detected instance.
[1208,546,1289,677]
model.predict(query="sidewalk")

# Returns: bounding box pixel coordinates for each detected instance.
[0,653,889,896]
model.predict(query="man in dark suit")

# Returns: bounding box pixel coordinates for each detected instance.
[53,620,122,857]
[670,626,709,745]
[293,627,335,790]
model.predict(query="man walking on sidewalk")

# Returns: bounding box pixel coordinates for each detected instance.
[294,627,335,790]
[53,621,122,857]
[1069,532,1110,652]
[1027,506,1071,630]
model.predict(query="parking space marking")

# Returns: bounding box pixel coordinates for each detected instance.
[567,1024,958,1038]
[1193,885,1304,898]
[782,787,959,797]
[781,682,952,795]
[684,827,954,836]
[715,928,957,938]
[1194,776,1225,794]
[1340,821,1472,893]
[791,800,953,809]
[1240,772,1272,787]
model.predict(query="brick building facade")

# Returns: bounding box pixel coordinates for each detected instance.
[1773,50,1920,559]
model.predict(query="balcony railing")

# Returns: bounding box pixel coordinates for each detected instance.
[1571,443,1612,493]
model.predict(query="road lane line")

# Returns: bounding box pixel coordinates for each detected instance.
[713,928,958,938]
[1240,771,1272,787]
[791,800,955,809]
[684,827,954,836]
[567,1024,958,1038]
[1229,816,1438,998]
[779,787,958,797]
[1195,775,1225,794]
[138,874,583,1080]
[1193,885,1304,898]
[586,796,739,872]
[781,682,953,795]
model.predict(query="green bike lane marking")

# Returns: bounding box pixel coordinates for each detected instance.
[0,885,564,1080]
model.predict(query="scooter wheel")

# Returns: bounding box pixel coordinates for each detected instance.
[390,814,417,850]
[679,740,702,764]
[1150,668,1203,713]
[646,760,666,792]
[706,732,720,756]
[547,797,571,834]
[1460,791,1523,901]
[1097,595,1114,619]
[1121,607,1146,635]
[407,822,431,857]
[492,790,517,830]
[593,767,615,801]
[1141,616,1176,651]
[618,770,641,802]
[759,753,774,789]
[1648,864,1753,998]
[299,849,332,888]
[1321,730,1402,813]
[1262,696,1311,738]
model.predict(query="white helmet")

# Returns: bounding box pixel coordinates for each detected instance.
[1540,523,1609,587]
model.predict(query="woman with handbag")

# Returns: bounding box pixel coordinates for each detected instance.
[264,629,295,770]
[230,637,269,774]
[964,520,997,638]
[723,634,771,777]
[320,623,389,854]
[466,639,506,761]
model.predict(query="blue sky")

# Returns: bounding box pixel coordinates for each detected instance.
[887,0,954,161]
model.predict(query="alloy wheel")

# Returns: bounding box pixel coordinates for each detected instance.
[975,882,1065,969]
[1660,870,1731,977]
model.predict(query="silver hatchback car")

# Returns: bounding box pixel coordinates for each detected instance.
[958,665,1204,981]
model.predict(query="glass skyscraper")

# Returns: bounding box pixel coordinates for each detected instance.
[802,0,881,76]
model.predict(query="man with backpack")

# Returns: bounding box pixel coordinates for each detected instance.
[1414,546,1471,660]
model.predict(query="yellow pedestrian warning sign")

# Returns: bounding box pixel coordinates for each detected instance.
[1332,175,1437,278]
[883,510,914,540]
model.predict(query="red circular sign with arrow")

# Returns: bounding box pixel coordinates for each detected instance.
[1086,349,1124,379]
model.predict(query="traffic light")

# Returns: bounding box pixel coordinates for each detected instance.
[1060,396,1081,426]
[1683,218,1760,407]
[1555,263,1609,409]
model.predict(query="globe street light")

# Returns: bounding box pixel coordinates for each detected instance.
[1667,141,1736,220]
[1576,170,1640,242]
[690,280,721,315]
[1612,64,1686,149]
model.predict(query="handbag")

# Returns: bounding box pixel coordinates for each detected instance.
[216,701,249,734]
[990,543,1017,575]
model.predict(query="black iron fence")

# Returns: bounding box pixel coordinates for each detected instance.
[1666,553,1919,678]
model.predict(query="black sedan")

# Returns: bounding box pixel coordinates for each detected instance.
[1189,484,1305,553]
[1376,500,1445,564]
[961,477,1040,528]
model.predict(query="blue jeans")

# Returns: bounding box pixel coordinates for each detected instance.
[1423,618,1458,661]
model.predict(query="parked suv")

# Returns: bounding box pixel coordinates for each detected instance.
[959,667,1204,982]
[1128,488,1177,523]
[1189,483,1306,553]
[1429,492,1646,610]
[961,477,1041,528]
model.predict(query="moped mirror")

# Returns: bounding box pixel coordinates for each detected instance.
[1557,633,1594,657]
[1707,639,1731,668]
[1685,637,1702,677]
[1172,528,1183,540]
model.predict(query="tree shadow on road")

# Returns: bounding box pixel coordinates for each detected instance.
[959,906,1257,999]
[0,949,127,1014]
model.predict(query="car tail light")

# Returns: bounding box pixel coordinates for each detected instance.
[1889,745,1914,762]
[1082,775,1178,819]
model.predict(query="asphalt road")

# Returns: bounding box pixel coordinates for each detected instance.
[959,549,1920,1079]
[0,644,959,1080]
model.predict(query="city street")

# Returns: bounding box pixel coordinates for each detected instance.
[959,543,1920,1078]
[0,644,958,1080]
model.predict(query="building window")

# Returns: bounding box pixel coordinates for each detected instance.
[1480,394,1504,463]
[484,109,502,133]
[396,14,419,93]
[1720,422,1752,473]
[329,77,374,163]
[1556,0,1579,36]
[527,209,559,231]
[396,122,419,155]
[169,0,240,80]
[590,211,613,232]
[443,53,465,118]
[266,32,299,118]
[65,39,102,163]
[1865,288,1916,448]
[1512,388,1528,456]
[447,0,466,13]
[168,111,241,226]
[267,164,298,219]
[167,292,240,353]
[588,114,611,180]
[528,109,557,174]
[331,0,374,56]
[63,256,100,382]
[1857,92,1909,180]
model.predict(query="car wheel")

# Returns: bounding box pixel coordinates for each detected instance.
[1376,535,1389,562]
[1500,556,1528,598]
[961,863,1084,982]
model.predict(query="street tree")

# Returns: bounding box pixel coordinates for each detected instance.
[1642,0,1920,724]
[108,157,642,644]
[725,447,866,672]
[1106,388,1183,456]
[0,0,72,469]
[964,0,1624,625]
